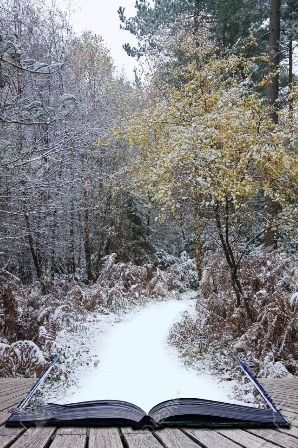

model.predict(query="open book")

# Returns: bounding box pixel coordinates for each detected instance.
[7,360,289,429]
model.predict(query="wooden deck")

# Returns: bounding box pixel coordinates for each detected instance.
[0,377,297,447]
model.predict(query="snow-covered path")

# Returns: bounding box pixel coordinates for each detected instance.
[56,295,237,412]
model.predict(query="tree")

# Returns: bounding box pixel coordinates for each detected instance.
[281,0,297,114]
[124,47,297,318]
[267,0,281,123]
[119,0,268,57]
[0,0,143,283]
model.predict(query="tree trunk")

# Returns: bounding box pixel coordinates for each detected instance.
[288,37,293,114]
[267,0,281,123]
[264,0,281,246]
[193,0,201,35]
[222,24,227,49]
[214,200,253,320]
[83,191,94,282]
[24,213,43,279]
[51,209,57,276]
[194,220,202,280]
[68,206,76,274]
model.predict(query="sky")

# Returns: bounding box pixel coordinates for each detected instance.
[55,2,298,80]
[60,0,139,80]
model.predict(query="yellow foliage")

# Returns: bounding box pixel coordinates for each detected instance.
[124,54,297,213]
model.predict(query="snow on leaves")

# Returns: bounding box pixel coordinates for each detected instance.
[126,54,296,209]
[0,255,197,377]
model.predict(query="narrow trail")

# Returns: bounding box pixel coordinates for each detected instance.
[55,294,238,412]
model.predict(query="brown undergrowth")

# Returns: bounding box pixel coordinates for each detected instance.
[169,247,297,380]
[0,253,196,377]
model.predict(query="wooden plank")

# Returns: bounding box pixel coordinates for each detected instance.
[0,380,35,390]
[280,406,298,415]
[263,393,298,402]
[50,433,86,448]
[248,429,297,448]
[185,428,242,447]
[121,427,138,433]
[0,386,32,402]
[260,378,298,384]
[0,377,34,381]
[0,427,24,448]
[0,412,9,426]
[273,400,298,410]
[265,388,298,395]
[271,393,298,399]
[0,379,36,416]
[0,379,26,384]
[122,428,163,448]
[218,429,278,448]
[264,386,298,393]
[56,428,87,435]
[0,379,35,387]
[0,391,31,412]
[260,379,298,385]
[281,411,298,427]
[0,386,33,398]
[0,377,296,448]
[0,398,24,413]
[262,387,298,393]
[155,428,200,447]
[0,378,35,385]
[9,427,55,448]
[0,383,32,394]
[279,425,298,438]
[274,399,298,407]
[273,399,297,408]
[0,383,35,401]
[89,428,124,448]
[266,392,298,401]
[267,394,298,403]
[281,409,298,420]
[261,389,298,401]
[268,389,298,395]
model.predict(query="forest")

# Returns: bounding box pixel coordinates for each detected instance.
[0,0,297,386]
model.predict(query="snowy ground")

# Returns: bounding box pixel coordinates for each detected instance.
[42,292,245,412]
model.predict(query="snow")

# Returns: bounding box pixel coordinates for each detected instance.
[258,353,294,378]
[50,293,240,413]
[290,292,298,306]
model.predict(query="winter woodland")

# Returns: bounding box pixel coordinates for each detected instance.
[0,0,297,393]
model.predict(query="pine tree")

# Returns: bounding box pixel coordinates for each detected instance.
[118,0,268,56]
[267,0,281,123]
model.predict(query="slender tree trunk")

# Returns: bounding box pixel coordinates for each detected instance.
[288,37,293,114]
[214,200,253,320]
[14,2,23,100]
[24,212,43,279]
[83,190,94,282]
[222,24,227,49]
[51,209,57,276]
[68,206,76,274]
[264,0,281,246]
[193,0,201,35]
[95,192,112,274]
[264,200,279,248]
[267,0,281,124]
[194,219,202,280]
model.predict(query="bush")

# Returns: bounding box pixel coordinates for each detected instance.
[0,253,197,376]
[169,247,297,377]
